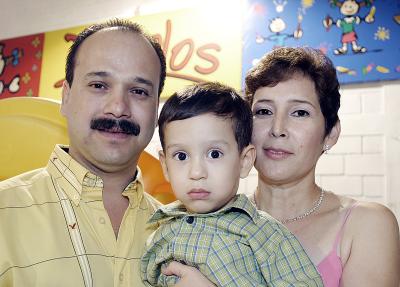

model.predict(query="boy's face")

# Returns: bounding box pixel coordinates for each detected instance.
[159,113,255,214]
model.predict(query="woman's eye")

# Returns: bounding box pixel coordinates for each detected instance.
[173,152,188,161]
[207,150,223,159]
[254,108,272,116]
[292,110,310,117]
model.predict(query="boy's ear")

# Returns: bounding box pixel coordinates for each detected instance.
[60,81,71,117]
[239,144,256,178]
[158,150,170,182]
[324,120,341,150]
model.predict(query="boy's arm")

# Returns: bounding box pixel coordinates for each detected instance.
[163,262,216,287]
[248,222,323,287]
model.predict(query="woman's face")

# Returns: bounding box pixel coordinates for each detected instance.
[251,74,332,185]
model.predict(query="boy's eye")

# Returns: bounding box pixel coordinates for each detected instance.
[173,152,188,161]
[292,110,310,117]
[207,150,223,159]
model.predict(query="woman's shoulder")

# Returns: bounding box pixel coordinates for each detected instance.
[337,195,399,254]
[324,193,399,248]
[333,197,400,284]
[335,195,398,228]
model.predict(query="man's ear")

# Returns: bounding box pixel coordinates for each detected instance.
[324,120,341,150]
[158,150,170,182]
[60,81,71,117]
[239,144,256,178]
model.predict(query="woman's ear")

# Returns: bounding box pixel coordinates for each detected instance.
[239,144,256,178]
[158,150,170,182]
[324,120,341,150]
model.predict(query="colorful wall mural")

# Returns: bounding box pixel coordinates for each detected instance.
[1,1,400,101]
[0,34,44,99]
[0,6,242,100]
[243,0,400,84]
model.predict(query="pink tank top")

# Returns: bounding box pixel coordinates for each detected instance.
[317,203,358,287]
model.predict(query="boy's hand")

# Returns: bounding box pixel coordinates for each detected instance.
[162,261,215,287]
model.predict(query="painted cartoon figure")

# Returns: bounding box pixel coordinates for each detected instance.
[0,76,20,95]
[0,44,23,76]
[256,17,302,48]
[323,0,375,55]
[0,43,22,95]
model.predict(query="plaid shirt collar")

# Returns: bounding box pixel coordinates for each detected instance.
[47,144,143,206]
[148,194,260,224]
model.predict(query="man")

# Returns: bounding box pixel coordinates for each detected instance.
[0,19,170,286]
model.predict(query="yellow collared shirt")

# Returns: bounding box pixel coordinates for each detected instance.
[0,145,160,287]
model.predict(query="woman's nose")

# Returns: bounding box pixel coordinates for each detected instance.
[270,115,287,138]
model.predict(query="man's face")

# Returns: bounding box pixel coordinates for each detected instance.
[61,29,161,174]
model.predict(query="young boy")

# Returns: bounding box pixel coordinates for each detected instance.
[141,82,323,286]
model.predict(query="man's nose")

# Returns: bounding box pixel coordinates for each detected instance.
[103,89,131,118]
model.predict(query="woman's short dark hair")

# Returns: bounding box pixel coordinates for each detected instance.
[245,47,340,136]
[65,18,166,96]
[159,82,253,152]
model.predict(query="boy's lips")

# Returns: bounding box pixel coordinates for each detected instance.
[188,188,211,200]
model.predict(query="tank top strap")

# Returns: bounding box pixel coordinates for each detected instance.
[332,201,359,250]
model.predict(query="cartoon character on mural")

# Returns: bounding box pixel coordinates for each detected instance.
[0,43,22,95]
[323,0,376,55]
[256,16,303,48]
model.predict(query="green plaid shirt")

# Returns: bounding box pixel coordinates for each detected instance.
[141,194,323,287]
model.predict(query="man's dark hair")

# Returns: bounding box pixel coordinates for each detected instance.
[245,47,340,136]
[65,18,166,96]
[158,82,253,152]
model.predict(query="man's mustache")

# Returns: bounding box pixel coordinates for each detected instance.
[90,118,140,136]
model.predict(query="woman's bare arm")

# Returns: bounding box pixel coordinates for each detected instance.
[340,202,400,287]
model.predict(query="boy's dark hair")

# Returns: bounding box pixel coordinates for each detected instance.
[158,82,252,152]
[65,18,166,96]
[245,47,340,136]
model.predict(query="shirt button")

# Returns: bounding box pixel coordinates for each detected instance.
[99,217,106,224]
[119,273,124,282]
[186,216,194,224]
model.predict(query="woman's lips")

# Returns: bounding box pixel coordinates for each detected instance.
[187,189,211,200]
[263,148,293,160]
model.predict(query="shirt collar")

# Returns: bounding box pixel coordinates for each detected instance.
[46,144,144,206]
[148,194,260,224]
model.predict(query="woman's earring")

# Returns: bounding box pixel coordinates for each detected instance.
[323,144,330,154]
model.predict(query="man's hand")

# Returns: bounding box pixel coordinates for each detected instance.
[162,261,215,287]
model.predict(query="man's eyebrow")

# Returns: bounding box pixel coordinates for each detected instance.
[84,71,110,79]
[83,72,154,88]
[134,76,154,88]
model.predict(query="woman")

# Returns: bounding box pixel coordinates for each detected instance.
[245,47,400,286]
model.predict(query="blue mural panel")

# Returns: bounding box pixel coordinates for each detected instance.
[242,0,400,85]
